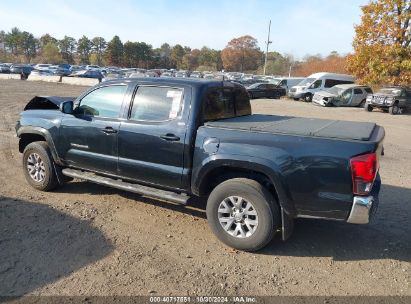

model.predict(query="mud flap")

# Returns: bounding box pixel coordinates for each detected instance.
[281,207,294,241]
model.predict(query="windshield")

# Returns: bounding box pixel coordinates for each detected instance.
[325,86,345,95]
[377,88,402,95]
[297,78,315,86]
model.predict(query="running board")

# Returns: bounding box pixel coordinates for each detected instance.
[62,168,189,205]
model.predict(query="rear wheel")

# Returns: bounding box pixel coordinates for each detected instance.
[206,178,280,251]
[293,98,299,101]
[22,141,59,191]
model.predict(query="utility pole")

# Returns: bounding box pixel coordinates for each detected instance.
[263,20,272,76]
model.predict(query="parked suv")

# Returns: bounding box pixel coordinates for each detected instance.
[365,86,411,115]
[313,84,372,107]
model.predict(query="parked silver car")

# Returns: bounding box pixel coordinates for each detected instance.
[313,84,373,107]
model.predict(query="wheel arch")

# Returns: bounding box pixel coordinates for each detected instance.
[17,127,61,164]
[193,156,296,217]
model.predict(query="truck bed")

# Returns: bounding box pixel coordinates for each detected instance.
[205,114,377,141]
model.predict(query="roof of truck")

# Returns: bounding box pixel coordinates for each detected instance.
[102,77,243,89]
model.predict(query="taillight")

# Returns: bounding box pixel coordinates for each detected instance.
[350,153,378,195]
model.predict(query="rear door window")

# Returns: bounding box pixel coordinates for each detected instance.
[130,86,184,121]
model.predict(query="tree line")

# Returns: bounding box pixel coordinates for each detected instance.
[0,0,409,86]
[0,28,230,71]
[0,28,344,75]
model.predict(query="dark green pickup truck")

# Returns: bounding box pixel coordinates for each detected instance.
[16,78,385,251]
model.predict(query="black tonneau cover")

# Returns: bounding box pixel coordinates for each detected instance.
[205,114,376,141]
[24,96,75,111]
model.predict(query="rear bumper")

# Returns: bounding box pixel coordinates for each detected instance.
[347,196,377,224]
[347,176,380,224]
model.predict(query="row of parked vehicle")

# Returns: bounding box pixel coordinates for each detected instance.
[242,72,411,115]
[2,62,410,115]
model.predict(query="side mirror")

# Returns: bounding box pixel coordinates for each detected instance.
[60,100,74,114]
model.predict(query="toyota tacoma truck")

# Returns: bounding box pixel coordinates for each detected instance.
[15,78,384,251]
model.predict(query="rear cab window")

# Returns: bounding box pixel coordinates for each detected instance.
[203,87,251,122]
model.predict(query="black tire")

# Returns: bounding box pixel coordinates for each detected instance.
[249,92,254,99]
[304,94,313,102]
[365,104,373,112]
[389,103,400,115]
[293,98,299,101]
[22,141,59,191]
[206,178,280,251]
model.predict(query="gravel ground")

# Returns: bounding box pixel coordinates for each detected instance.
[0,80,409,296]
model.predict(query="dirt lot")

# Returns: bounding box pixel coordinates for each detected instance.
[0,80,409,296]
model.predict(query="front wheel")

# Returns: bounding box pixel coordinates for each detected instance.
[389,103,401,115]
[304,94,313,102]
[206,178,280,251]
[22,141,60,191]
[365,104,373,112]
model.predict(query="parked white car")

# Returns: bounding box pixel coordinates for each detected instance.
[289,72,355,102]
[313,84,373,107]
[33,64,52,71]
[86,65,101,71]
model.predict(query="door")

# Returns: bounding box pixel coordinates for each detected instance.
[255,84,267,98]
[339,89,353,106]
[58,84,129,174]
[309,79,323,94]
[352,88,364,106]
[404,89,411,109]
[117,85,188,189]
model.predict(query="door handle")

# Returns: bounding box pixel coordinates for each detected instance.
[101,127,118,134]
[160,133,180,141]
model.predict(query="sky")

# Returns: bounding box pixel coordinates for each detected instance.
[0,0,368,59]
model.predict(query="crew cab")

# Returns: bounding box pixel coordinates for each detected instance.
[365,86,411,115]
[16,78,384,251]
